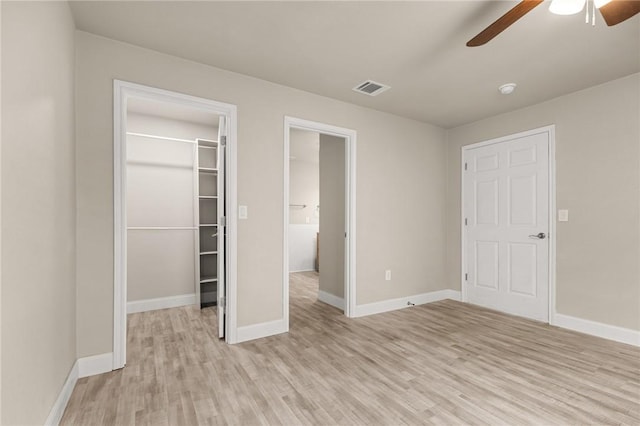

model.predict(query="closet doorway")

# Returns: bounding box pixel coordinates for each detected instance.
[283,117,357,329]
[114,81,238,369]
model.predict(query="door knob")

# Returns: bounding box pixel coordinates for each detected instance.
[529,232,546,239]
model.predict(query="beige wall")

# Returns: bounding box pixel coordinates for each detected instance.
[75,31,447,357]
[289,130,320,226]
[289,160,319,225]
[1,2,77,424]
[319,135,346,299]
[446,73,640,331]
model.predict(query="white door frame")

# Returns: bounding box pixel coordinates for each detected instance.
[460,125,557,324]
[283,116,357,324]
[113,80,239,369]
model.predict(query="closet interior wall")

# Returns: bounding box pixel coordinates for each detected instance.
[126,111,217,310]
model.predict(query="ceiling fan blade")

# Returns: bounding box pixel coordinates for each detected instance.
[599,0,640,26]
[467,0,544,47]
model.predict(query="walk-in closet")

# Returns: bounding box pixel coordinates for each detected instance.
[125,98,225,326]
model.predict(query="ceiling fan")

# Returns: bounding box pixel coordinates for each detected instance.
[467,0,640,47]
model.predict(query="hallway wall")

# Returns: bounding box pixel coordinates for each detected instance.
[1,2,77,424]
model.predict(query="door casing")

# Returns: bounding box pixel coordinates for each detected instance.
[283,116,357,324]
[113,80,239,370]
[460,125,556,324]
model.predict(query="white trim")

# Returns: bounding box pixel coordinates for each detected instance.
[113,80,239,363]
[318,290,345,310]
[126,132,196,144]
[224,107,239,345]
[127,293,196,314]
[78,352,113,378]
[127,226,197,231]
[460,145,466,303]
[193,139,201,308]
[283,125,290,333]
[44,361,79,426]
[113,80,127,370]
[235,319,288,343]
[283,116,357,331]
[353,290,461,318]
[460,125,556,323]
[548,128,557,324]
[554,314,640,347]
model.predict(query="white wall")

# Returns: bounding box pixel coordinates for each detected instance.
[128,112,218,140]
[1,2,77,424]
[446,73,640,331]
[288,225,318,272]
[75,31,447,357]
[289,129,320,272]
[319,134,346,300]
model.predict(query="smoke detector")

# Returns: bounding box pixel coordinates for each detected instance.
[353,80,391,96]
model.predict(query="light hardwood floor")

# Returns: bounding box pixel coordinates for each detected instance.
[61,272,640,425]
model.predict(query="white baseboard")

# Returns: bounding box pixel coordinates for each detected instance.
[127,293,196,314]
[45,353,113,425]
[44,360,79,426]
[553,314,640,347]
[354,289,461,318]
[318,290,344,310]
[78,352,113,378]
[235,318,288,344]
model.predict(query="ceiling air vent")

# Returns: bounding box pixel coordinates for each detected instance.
[352,80,390,97]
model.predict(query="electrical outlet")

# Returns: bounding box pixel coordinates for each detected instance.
[385,270,391,281]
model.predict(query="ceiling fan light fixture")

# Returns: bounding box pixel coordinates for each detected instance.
[498,83,517,95]
[549,0,586,15]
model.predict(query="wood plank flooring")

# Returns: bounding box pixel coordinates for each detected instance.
[61,272,640,425]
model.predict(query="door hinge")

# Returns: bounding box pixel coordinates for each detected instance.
[220,216,226,227]
[465,273,468,281]
[220,135,227,146]
[464,162,468,171]
[219,296,226,308]
[465,218,468,226]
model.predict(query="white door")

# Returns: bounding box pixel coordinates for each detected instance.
[217,116,226,339]
[463,130,550,322]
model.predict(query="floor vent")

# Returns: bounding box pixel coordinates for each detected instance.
[352,80,390,96]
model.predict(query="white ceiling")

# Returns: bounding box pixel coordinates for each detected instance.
[70,1,640,128]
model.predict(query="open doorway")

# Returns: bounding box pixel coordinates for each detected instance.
[113,81,238,369]
[288,130,345,318]
[283,117,357,330]
[124,97,221,313]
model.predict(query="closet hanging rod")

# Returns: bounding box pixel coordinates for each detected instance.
[289,204,307,208]
[127,226,197,231]
[126,160,192,169]
[126,132,196,145]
